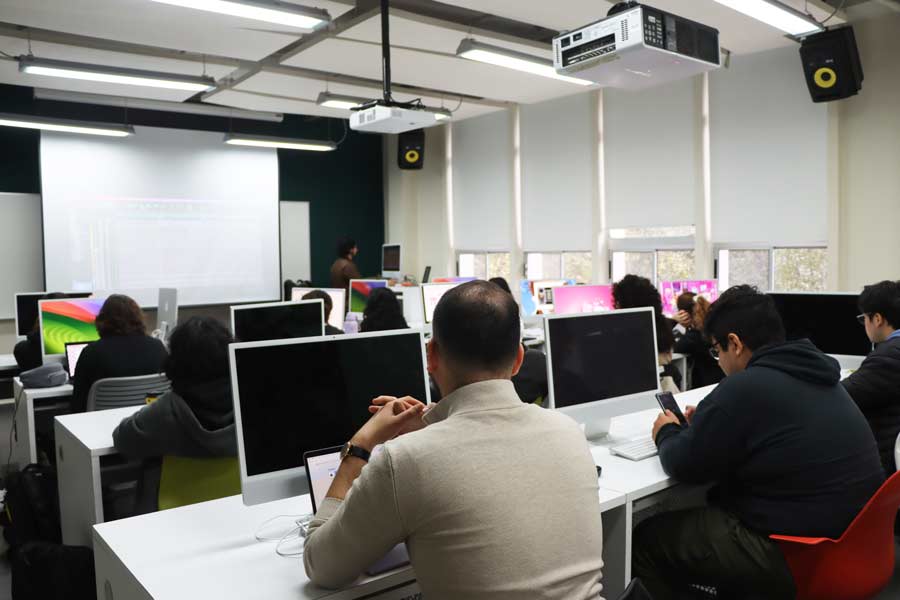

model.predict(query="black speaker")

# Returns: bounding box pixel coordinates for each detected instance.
[800,26,863,103]
[398,128,424,170]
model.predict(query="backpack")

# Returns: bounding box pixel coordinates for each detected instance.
[0,464,62,551]
[11,541,95,600]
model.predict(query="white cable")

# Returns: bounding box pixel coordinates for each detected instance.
[254,514,309,542]
[275,525,305,558]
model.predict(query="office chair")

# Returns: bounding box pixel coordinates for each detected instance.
[770,470,900,600]
[86,374,171,412]
[157,456,240,511]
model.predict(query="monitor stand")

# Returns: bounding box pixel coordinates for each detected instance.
[581,418,612,442]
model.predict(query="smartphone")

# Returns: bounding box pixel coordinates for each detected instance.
[656,392,688,426]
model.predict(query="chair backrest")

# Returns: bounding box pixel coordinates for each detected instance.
[87,374,172,412]
[157,455,241,511]
[837,470,900,544]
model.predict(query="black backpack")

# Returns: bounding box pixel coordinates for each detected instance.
[11,541,95,600]
[1,464,61,550]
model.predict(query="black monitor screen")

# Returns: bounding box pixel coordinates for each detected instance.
[233,332,427,477]
[382,245,401,272]
[16,292,92,336]
[232,302,323,343]
[769,293,870,356]
[548,310,659,408]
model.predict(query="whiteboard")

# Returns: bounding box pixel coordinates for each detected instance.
[279,201,311,283]
[0,193,44,320]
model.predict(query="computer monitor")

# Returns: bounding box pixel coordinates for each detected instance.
[157,288,178,341]
[421,282,461,324]
[553,285,614,315]
[230,300,324,343]
[349,279,388,314]
[38,298,105,362]
[64,341,91,379]
[769,292,871,358]
[545,307,660,439]
[382,244,401,279]
[15,291,92,338]
[230,329,430,506]
[432,277,476,284]
[660,280,719,316]
[290,288,346,331]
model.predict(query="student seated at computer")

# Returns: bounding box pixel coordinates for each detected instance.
[71,295,168,413]
[13,292,68,372]
[301,289,344,335]
[303,281,604,598]
[113,317,236,460]
[843,280,900,476]
[359,287,408,333]
[672,291,725,388]
[612,275,681,392]
[633,285,884,600]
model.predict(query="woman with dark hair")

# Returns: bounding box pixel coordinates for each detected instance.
[359,287,408,333]
[71,294,167,413]
[113,317,236,461]
[673,292,724,388]
[612,275,681,393]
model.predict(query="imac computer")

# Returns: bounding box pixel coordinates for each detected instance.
[290,287,346,330]
[545,307,660,439]
[230,300,324,343]
[349,279,389,314]
[64,341,91,379]
[229,329,430,506]
[382,244,401,279]
[38,298,105,363]
[421,282,461,324]
[15,291,92,339]
[769,292,871,364]
[553,285,615,315]
[157,288,178,341]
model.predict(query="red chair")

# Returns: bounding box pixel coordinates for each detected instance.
[770,471,900,600]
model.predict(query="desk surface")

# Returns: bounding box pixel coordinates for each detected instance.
[94,494,417,600]
[13,377,73,399]
[0,354,17,371]
[55,405,140,456]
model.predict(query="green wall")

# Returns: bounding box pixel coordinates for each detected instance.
[0,83,383,288]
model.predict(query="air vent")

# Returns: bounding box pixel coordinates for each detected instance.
[621,18,629,41]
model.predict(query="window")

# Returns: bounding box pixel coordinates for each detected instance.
[611,250,694,285]
[773,247,827,292]
[609,226,696,239]
[718,249,771,291]
[526,252,593,283]
[656,250,695,283]
[458,252,511,281]
[611,251,655,283]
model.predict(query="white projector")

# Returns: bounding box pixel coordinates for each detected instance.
[350,104,440,134]
[553,3,720,90]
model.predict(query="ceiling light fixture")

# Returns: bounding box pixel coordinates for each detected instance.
[0,113,134,137]
[19,56,216,92]
[316,91,368,110]
[456,38,593,86]
[224,133,336,151]
[432,108,452,121]
[149,0,330,29]
[712,0,825,36]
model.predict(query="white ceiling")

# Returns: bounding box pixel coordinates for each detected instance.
[0,0,854,121]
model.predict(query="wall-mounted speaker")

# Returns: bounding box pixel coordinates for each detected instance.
[398,128,425,170]
[800,26,863,103]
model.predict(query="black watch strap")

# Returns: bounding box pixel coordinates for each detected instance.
[342,443,371,462]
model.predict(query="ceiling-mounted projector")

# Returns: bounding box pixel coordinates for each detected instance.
[350,103,440,134]
[553,2,721,90]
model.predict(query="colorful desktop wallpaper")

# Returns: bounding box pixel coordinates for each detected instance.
[40,299,104,355]
[660,280,720,316]
[553,285,615,315]
[349,280,388,313]
[432,277,477,284]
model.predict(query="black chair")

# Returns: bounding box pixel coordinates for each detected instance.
[616,578,654,600]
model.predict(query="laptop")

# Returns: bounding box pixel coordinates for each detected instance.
[64,342,91,379]
[303,446,411,576]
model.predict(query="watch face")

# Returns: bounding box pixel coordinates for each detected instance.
[339,442,351,460]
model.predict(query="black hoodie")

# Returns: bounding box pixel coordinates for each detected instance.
[656,339,884,539]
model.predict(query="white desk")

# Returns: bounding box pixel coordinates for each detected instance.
[8,378,72,468]
[670,353,689,391]
[55,406,141,546]
[0,354,17,371]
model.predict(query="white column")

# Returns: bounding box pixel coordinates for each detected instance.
[444,123,456,277]
[593,90,610,283]
[510,106,525,289]
[826,102,841,290]
[694,72,714,279]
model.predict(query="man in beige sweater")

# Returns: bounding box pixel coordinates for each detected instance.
[303,280,604,599]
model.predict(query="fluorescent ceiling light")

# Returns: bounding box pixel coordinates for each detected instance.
[224,133,336,151]
[712,0,824,36]
[432,108,452,122]
[0,112,134,137]
[316,91,368,110]
[456,38,593,86]
[19,56,215,92]
[150,0,329,29]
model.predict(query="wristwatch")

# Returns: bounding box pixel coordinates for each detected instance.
[340,442,371,463]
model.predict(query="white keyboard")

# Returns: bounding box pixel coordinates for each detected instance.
[609,436,658,461]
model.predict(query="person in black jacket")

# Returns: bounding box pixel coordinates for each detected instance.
[13,292,70,371]
[673,291,725,389]
[633,285,884,600]
[359,288,408,333]
[71,295,168,413]
[843,280,900,476]
[301,289,344,335]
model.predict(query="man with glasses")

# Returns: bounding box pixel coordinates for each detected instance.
[843,280,900,476]
[632,285,884,600]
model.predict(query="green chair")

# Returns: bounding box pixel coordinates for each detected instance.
[157,456,241,511]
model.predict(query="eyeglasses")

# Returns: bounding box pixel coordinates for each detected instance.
[709,342,721,361]
[856,314,867,325]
